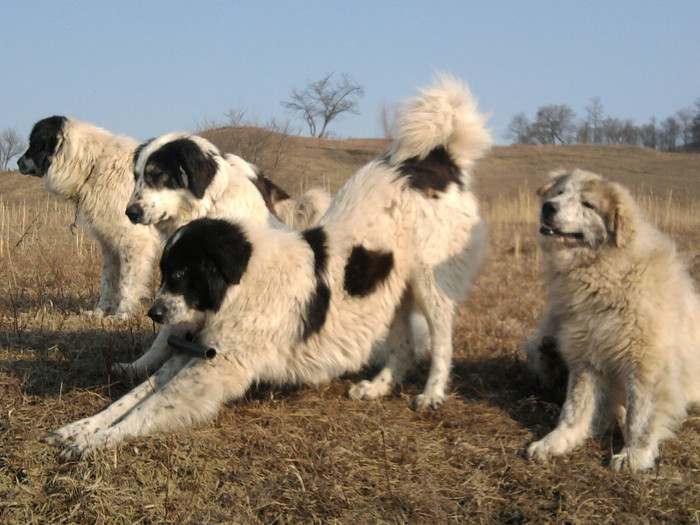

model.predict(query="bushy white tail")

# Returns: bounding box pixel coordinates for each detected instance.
[389,74,492,169]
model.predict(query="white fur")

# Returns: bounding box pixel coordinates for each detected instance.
[29,119,160,318]
[526,169,700,472]
[49,76,491,459]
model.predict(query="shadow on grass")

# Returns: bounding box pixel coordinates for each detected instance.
[0,325,155,397]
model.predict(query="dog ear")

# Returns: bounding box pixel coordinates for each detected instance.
[182,150,218,199]
[170,138,219,198]
[204,221,253,286]
[536,170,568,197]
[606,183,638,248]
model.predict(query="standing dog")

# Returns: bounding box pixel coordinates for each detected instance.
[526,169,700,471]
[114,133,331,377]
[17,117,160,318]
[49,76,491,459]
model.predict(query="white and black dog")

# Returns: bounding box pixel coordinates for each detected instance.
[49,76,491,459]
[17,117,160,318]
[126,132,330,239]
[114,133,331,377]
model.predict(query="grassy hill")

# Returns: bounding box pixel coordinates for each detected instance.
[1,134,699,523]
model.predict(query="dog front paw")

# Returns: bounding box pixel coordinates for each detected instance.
[526,439,553,461]
[349,379,391,400]
[412,393,444,411]
[610,446,657,472]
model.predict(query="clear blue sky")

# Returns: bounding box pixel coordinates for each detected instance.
[3,1,699,146]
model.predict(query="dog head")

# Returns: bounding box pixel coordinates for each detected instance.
[148,218,253,325]
[126,133,221,226]
[17,116,67,177]
[536,169,638,251]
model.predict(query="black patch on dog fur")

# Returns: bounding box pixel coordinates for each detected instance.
[160,218,252,312]
[249,168,291,219]
[301,227,331,340]
[344,245,394,297]
[144,138,219,198]
[17,116,67,176]
[397,146,462,197]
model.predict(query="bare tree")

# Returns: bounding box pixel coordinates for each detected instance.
[659,116,681,151]
[675,107,695,147]
[282,73,364,138]
[506,112,534,144]
[531,105,577,144]
[639,117,657,149]
[585,96,605,144]
[379,102,397,139]
[0,128,26,172]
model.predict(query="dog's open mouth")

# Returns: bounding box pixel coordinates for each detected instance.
[539,224,584,241]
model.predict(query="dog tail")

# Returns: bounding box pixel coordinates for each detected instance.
[389,74,491,171]
[274,187,332,230]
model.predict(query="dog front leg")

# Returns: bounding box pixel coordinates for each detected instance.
[85,243,120,317]
[527,366,600,461]
[49,355,189,455]
[610,375,660,472]
[112,323,191,379]
[59,356,253,459]
[114,237,158,319]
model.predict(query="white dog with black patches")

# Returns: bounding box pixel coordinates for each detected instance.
[17,117,160,319]
[49,76,491,459]
[126,133,330,239]
[114,133,330,378]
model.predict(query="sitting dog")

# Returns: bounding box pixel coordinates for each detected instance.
[526,169,700,471]
[49,76,491,459]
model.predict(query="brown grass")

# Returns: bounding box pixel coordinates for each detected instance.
[1,140,700,524]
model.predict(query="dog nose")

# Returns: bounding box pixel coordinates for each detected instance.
[148,302,167,324]
[125,204,143,224]
[541,201,557,219]
[17,155,30,174]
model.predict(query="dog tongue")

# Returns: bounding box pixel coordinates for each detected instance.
[539,225,555,236]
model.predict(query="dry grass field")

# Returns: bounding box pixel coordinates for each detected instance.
[1,136,700,524]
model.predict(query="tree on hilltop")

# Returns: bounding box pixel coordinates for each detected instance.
[282,73,364,138]
[0,128,25,172]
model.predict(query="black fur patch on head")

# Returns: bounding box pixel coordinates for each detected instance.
[18,116,67,176]
[160,218,252,312]
[397,146,462,197]
[301,227,330,340]
[144,138,219,198]
[344,245,394,297]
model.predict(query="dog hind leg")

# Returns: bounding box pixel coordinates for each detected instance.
[349,291,416,401]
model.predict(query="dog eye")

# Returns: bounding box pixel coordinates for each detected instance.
[582,201,595,210]
[171,269,187,281]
